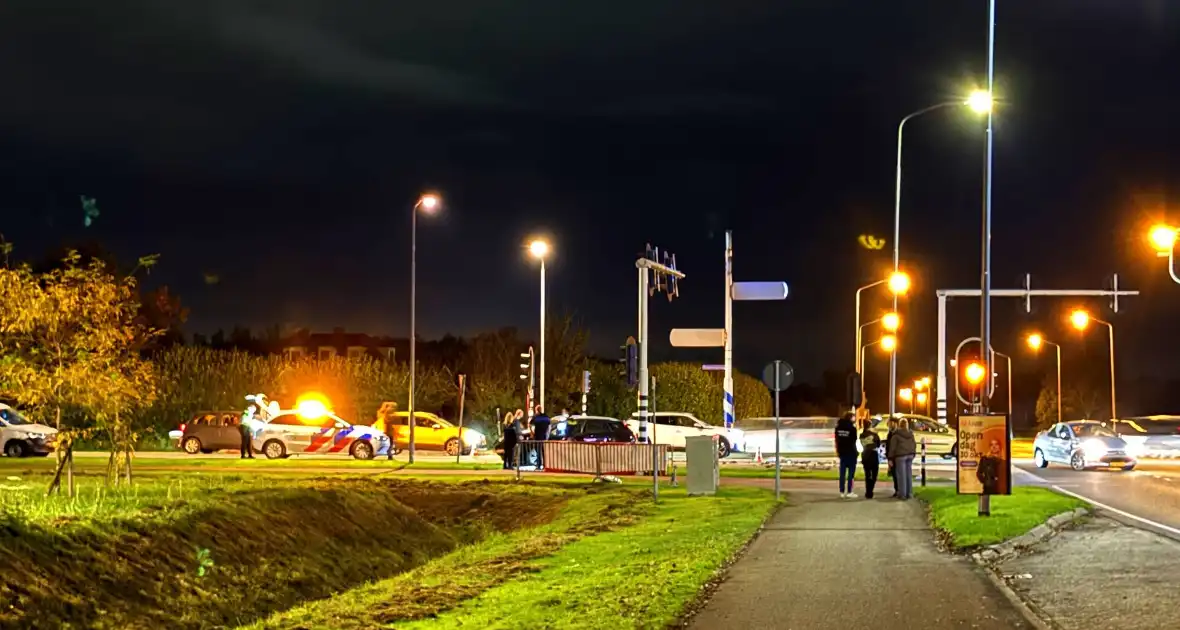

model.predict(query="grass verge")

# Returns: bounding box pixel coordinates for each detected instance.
[0,476,571,629]
[247,485,780,630]
[915,486,1085,549]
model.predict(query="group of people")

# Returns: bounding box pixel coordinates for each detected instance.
[500,406,570,469]
[834,414,918,500]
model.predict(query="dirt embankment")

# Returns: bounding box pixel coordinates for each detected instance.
[0,479,570,630]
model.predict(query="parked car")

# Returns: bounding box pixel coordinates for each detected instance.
[175,411,245,454]
[564,416,636,444]
[250,410,390,460]
[625,412,742,458]
[871,414,958,459]
[1033,421,1136,471]
[0,403,56,457]
[374,411,486,457]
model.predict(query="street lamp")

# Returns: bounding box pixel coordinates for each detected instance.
[896,386,915,417]
[1069,309,1118,423]
[892,92,991,417]
[407,193,441,463]
[528,238,551,412]
[854,273,909,375]
[917,391,929,415]
[858,334,898,412]
[881,311,901,333]
[1148,224,1180,284]
[1027,333,1062,424]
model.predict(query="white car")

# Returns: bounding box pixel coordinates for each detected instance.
[0,403,58,458]
[626,412,744,458]
[247,410,391,460]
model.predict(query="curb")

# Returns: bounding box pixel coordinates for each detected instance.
[969,507,1090,630]
[972,507,1090,564]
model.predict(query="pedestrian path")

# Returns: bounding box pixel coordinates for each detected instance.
[688,490,1033,629]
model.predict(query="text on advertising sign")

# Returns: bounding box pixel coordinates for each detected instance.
[956,414,1012,496]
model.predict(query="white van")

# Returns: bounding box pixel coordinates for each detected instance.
[0,403,58,457]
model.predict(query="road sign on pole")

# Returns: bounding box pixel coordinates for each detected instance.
[669,328,725,348]
[762,360,794,501]
[732,281,790,301]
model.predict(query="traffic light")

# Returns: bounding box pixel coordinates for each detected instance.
[619,336,639,388]
[582,369,591,394]
[846,372,863,408]
[520,347,533,383]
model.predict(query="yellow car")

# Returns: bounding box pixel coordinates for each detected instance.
[870,413,959,459]
[373,411,486,456]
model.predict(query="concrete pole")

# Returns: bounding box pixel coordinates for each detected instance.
[637,266,650,444]
[539,259,546,413]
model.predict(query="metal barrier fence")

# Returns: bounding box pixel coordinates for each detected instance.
[513,440,670,477]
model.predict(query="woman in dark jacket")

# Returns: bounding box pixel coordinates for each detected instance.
[859,419,882,499]
[888,419,918,499]
[501,411,520,469]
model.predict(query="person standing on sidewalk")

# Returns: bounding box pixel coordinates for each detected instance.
[859,419,881,499]
[834,412,858,498]
[889,418,918,499]
[531,405,551,469]
[885,417,899,497]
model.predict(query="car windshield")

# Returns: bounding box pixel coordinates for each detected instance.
[0,408,30,425]
[1072,424,1115,438]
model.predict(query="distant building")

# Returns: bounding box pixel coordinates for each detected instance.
[281,328,396,361]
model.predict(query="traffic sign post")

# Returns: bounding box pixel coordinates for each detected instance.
[724,232,790,429]
[762,360,794,501]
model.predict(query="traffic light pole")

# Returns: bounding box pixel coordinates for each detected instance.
[636,256,685,444]
[723,232,735,429]
[933,285,1138,427]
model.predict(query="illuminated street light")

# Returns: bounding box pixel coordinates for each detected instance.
[888,271,911,296]
[407,193,443,462]
[854,275,909,378]
[1068,309,1118,422]
[967,90,994,114]
[916,391,929,415]
[917,392,928,404]
[1148,224,1180,285]
[880,334,897,353]
[527,238,552,411]
[881,311,901,332]
[1026,332,1062,424]
[899,387,913,402]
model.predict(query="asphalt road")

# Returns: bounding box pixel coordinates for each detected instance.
[1016,459,1180,535]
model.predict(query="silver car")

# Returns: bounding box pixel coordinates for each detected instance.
[1033,421,1136,471]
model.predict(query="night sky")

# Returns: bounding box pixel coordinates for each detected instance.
[3,1,1180,398]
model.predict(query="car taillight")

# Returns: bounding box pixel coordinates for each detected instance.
[179,423,187,433]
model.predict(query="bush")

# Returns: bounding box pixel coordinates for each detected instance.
[650,362,771,425]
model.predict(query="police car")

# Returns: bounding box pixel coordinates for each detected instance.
[244,397,391,460]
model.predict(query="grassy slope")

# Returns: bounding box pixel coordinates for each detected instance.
[0,476,570,629]
[916,486,1085,548]
[248,486,779,630]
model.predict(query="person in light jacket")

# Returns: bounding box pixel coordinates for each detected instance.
[888,419,918,500]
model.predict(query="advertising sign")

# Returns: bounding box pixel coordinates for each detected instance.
[956,414,1012,495]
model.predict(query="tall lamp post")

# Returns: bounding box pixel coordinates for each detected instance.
[859,334,898,413]
[1070,309,1118,423]
[1027,333,1062,424]
[892,90,992,415]
[407,193,440,463]
[855,272,909,375]
[528,239,551,412]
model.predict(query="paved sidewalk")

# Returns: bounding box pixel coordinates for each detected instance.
[689,491,1033,629]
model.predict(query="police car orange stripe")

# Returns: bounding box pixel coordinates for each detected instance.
[305,427,335,453]
[327,427,356,453]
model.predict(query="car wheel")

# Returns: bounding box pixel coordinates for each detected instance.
[1070,451,1086,471]
[182,437,203,455]
[351,439,375,461]
[945,443,959,460]
[717,438,731,459]
[1034,448,1049,469]
[3,441,26,458]
[445,438,461,457]
[262,439,286,460]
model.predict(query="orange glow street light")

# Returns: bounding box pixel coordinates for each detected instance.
[1148,224,1180,284]
[1026,332,1062,424]
[854,274,909,376]
[1069,309,1118,422]
[881,311,901,333]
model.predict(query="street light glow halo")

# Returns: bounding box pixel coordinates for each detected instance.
[418,193,441,211]
[880,334,897,352]
[528,239,551,259]
[1027,333,1043,350]
[887,271,911,296]
[881,311,901,332]
[966,90,993,114]
[1149,224,1177,252]
[1070,309,1090,331]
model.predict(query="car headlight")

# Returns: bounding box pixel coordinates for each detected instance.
[463,431,484,446]
[1082,439,1108,458]
[1124,442,1144,457]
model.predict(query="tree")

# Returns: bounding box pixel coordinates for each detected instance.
[462,327,525,416]
[138,285,189,349]
[537,313,589,412]
[1034,377,1106,430]
[0,250,160,493]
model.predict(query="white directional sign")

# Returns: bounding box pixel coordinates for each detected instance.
[670,328,726,348]
[732,281,789,301]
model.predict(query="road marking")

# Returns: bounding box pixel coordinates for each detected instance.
[1048,484,1180,538]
